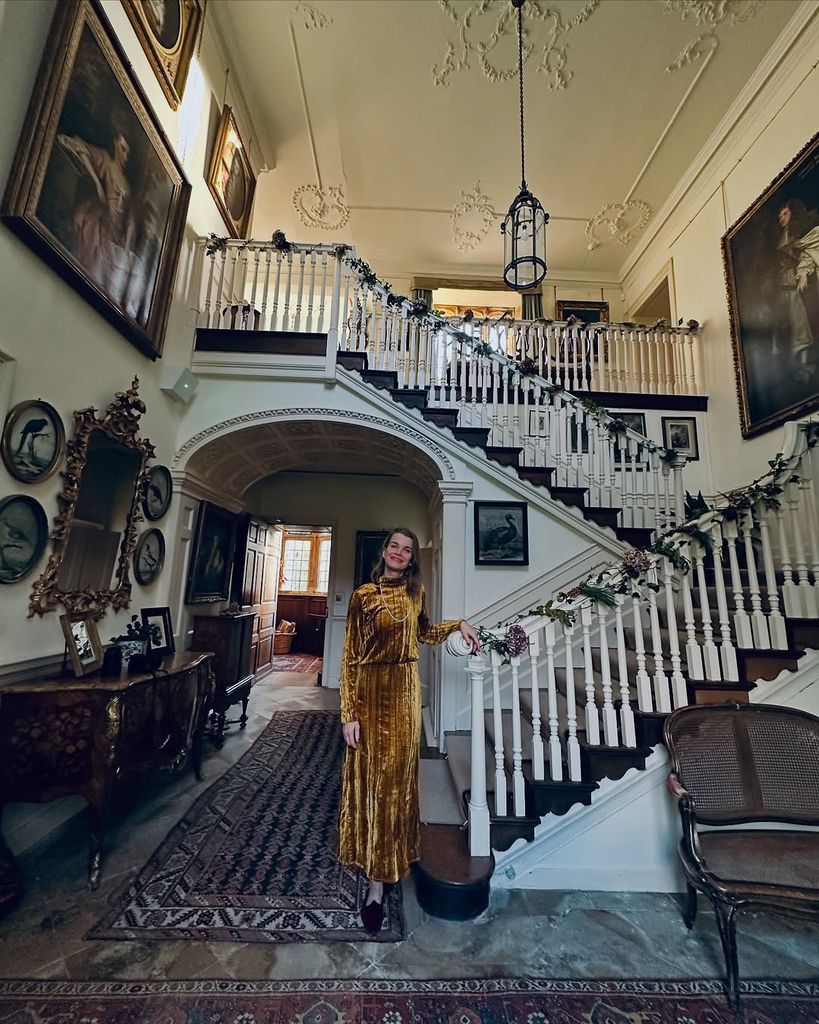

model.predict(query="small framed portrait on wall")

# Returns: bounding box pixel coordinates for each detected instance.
[474,502,529,567]
[662,417,699,460]
[206,105,256,238]
[1,399,65,483]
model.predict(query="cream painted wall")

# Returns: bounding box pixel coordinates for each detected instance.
[0,0,252,667]
[622,8,819,492]
[245,471,432,690]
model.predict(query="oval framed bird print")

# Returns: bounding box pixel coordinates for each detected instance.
[134,528,165,585]
[142,464,172,521]
[0,494,49,583]
[1,399,65,483]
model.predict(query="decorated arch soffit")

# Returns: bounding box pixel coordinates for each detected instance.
[173,409,456,499]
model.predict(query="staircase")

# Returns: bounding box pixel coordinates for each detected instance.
[194,236,819,917]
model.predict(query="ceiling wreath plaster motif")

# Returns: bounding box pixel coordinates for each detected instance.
[664,0,759,72]
[292,184,350,231]
[585,200,652,253]
[432,0,600,92]
[451,181,496,252]
[173,408,457,483]
[290,2,332,31]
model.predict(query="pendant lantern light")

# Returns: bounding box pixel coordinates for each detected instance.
[501,0,548,290]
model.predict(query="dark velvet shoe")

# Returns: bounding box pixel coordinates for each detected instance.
[360,896,384,934]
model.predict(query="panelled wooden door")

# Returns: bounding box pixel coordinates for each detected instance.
[240,521,281,680]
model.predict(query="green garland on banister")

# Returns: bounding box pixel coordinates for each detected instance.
[474,418,818,659]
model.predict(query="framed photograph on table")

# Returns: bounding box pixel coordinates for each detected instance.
[662,416,699,461]
[206,105,256,238]
[474,502,529,567]
[121,0,203,110]
[186,501,237,603]
[722,131,819,438]
[141,605,175,656]
[1,0,191,360]
[60,612,103,677]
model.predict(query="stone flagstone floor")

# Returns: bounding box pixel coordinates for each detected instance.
[1,673,817,983]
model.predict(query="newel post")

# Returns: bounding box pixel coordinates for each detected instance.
[467,651,491,856]
[324,253,343,382]
[437,480,473,737]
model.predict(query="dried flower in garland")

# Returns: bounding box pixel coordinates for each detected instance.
[620,549,651,579]
[504,624,530,657]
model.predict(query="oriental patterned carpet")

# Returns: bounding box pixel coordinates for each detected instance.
[270,653,323,674]
[87,710,405,943]
[1,978,817,1023]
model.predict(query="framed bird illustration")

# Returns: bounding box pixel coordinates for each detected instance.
[143,464,172,521]
[474,501,529,567]
[1,399,65,483]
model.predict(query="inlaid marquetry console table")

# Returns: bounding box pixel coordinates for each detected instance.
[0,652,214,906]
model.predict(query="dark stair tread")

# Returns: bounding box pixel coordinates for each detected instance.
[484,445,523,467]
[195,328,327,355]
[422,408,459,428]
[337,351,368,371]
[518,466,555,486]
[452,426,490,447]
[414,824,493,921]
[390,387,428,409]
[360,369,398,389]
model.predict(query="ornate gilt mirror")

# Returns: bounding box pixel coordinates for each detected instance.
[29,378,155,616]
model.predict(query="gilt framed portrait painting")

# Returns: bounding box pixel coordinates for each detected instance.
[1,0,191,359]
[723,131,819,437]
[122,0,203,110]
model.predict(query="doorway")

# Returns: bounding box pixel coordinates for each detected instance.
[274,524,332,676]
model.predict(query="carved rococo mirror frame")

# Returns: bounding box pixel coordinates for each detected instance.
[29,378,155,617]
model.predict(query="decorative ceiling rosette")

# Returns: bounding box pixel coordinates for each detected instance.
[450,181,495,252]
[585,200,652,252]
[290,2,332,31]
[665,0,759,71]
[432,0,600,92]
[292,184,350,231]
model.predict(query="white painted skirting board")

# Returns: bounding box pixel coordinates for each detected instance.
[492,647,819,893]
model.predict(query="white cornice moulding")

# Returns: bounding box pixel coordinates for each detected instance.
[620,0,819,285]
[374,261,622,289]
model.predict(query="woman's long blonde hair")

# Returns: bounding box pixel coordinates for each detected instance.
[370,527,423,595]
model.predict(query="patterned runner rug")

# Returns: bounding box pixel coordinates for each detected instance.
[270,653,323,673]
[88,710,404,943]
[1,978,817,1023]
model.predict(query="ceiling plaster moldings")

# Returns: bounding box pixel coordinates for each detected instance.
[287,3,349,231]
[293,183,351,231]
[173,408,456,483]
[585,200,652,253]
[665,0,759,72]
[433,0,600,91]
[450,181,496,252]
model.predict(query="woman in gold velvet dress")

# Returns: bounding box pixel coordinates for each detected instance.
[337,528,479,933]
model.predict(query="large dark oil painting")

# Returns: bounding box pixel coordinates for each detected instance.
[723,132,819,437]
[1,0,190,359]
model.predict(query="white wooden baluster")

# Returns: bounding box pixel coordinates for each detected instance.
[305,251,316,332]
[692,540,722,680]
[723,519,753,649]
[317,251,329,332]
[679,543,704,680]
[542,625,562,781]
[281,252,294,332]
[259,248,273,329]
[740,508,770,648]
[490,651,507,817]
[630,591,653,710]
[774,500,800,617]
[339,262,353,349]
[787,478,817,617]
[270,252,283,332]
[798,456,819,605]
[597,605,619,746]
[509,656,526,817]
[202,251,216,326]
[708,522,739,681]
[247,247,260,328]
[756,501,789,648]
[647,566,672,711]
[613,596,636,746]
[467,654,491,856]
[527,634,546,781]
[562,622,582,781]
[580,605,601,746]
[662,556,688,707]
[221,247,239,327]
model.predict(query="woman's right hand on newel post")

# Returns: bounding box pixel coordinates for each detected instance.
[342,720,361,749]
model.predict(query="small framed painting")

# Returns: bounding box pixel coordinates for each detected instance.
[206,105,256,238]
[186,501,237,602]
[1,399,65,483]
[0,494,49,584]
[354,530,390,589]
[662,416,699,461]
[121,0,203,110]
[474,502,529,567]
[555,299,609,325]
[143,464,172,520]
[528,408,548,437]
[60,612,103,677]
[612,412,647,466]
[141,605,175,656]
[134,528,165,585]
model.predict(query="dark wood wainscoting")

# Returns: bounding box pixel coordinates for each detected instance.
[276,594,328,655]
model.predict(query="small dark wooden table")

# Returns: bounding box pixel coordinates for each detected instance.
[0,652,214,899]
[191,613,255,747]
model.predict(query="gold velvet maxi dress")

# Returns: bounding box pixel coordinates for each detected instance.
[337,577,461,883]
